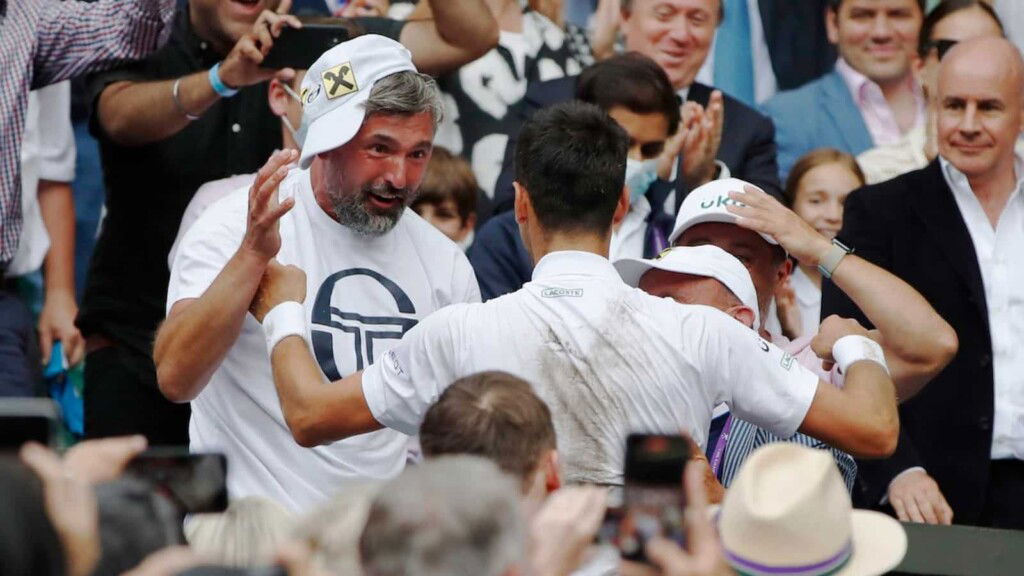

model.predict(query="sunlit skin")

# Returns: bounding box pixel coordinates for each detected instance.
[621,0,720,91]
[937,40,1024,193]
[310,112,435,227]
[413,198,474,243]
[190,0,283,54]
[638,270,755,329]
[827,0,923,86]
[607,106,670,161]
[676,222,789,329]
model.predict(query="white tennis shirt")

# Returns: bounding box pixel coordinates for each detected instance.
[362,250,819,486]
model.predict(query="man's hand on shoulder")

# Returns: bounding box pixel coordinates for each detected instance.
[251,260,307,323]
[888,468,953,525]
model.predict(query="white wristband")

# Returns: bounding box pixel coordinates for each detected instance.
[262,301,307,357]
[832,335,889,375]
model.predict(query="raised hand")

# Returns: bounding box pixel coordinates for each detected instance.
[726,184,832,266]
[241,149,298,263]
[219,0,302,88]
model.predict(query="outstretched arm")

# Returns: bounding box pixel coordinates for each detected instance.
[727,185,957,400]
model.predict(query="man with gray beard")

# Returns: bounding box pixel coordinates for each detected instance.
[153,35,480,512]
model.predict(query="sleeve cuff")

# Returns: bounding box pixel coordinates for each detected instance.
[880,466,927,505]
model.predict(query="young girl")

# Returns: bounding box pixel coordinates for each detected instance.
[774,148,866,339]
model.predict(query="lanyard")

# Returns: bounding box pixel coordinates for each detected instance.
[709,415,733,477]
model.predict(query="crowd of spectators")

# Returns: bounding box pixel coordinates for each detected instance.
[3,0,1024,575]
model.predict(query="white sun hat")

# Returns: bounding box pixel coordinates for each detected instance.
[719,443,907,576]
[668,178,780,246]
[614,245,759,328]
[297,34,416,169]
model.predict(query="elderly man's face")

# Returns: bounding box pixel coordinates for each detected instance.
[827,0,922,86]
[314,112,434,236]
[937,41,1024,180]
[639,270,752,327]
[675,223,783,320]
[621,0,720,91]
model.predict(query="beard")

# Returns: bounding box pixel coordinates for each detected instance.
[330,181,416,237]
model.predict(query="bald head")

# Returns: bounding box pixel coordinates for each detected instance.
[937,37,1024,180]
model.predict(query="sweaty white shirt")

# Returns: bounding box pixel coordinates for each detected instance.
[362,251,819,486]
[167,169,481,511]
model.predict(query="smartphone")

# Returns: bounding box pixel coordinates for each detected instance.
[262,22,355,70]
[598,434,690,563]
[0,398,61,451]
[124,449,229,514]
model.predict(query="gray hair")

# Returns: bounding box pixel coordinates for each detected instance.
[360,456,524,576]
[364,70,444,129]
[292,482,381,576]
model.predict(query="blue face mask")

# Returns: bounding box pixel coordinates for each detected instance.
[624,158,659,205]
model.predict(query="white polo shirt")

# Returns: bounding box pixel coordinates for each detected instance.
[168,169,480,511]
[362,251,819,486]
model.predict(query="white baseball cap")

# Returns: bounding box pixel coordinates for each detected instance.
[614,245,760,328]
[720,444,907,576]
[297,34,416,169]
[667,178,779,246]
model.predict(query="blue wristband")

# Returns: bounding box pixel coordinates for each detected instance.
[209,62,239,98]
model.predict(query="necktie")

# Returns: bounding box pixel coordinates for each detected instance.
[713,0,755,107]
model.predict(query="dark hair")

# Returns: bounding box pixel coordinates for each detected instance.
[828,0,925,15]
[577,52,681,136]
[917,0,1004,58]
[420,372,556,490]
[412,147,478,223]
[514,101,629,236]
[0,459,66,576]
[784,148,865,207]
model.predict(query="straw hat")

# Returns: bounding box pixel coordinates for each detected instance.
[719,444,907,576]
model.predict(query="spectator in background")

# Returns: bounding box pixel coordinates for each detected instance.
[822,37,1024,529]
[471,52,679,299]
[81,0,498,445]
[410,147,479,251]
[0,0,175,400]
[857,0,1007,185]
[762,0,926,180]
[424,0,587,200]
[490,0,784,219]
[774,149,865,340]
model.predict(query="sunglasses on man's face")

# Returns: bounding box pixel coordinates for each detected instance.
[921,39,959,61]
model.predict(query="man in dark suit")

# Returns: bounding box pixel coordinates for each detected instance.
[822,37,1024,529]
[489,0,781,216]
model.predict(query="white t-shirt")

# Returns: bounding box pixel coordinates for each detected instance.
[362,250,819,486]
[167,169,481,512]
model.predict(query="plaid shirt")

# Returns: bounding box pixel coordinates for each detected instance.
[0,0,176,268]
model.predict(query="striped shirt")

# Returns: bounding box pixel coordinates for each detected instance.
[0,0,176,267]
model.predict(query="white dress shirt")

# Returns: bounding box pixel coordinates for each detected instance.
[362,250,819,486]
[941,154,1024,460]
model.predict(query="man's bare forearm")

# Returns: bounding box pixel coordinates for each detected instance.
[38,181,76,297]
[428,0,500,54]
[271,337,382,447]
[97,72,221,147]
[155,249,267,402]
[830,255,958,398]
[801,363,899,459]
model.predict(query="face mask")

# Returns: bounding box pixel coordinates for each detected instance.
[624,158,659,205]
[280,83,303,145]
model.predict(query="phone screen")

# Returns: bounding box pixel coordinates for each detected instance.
[124,450,229,514]
[262,23,355,70]
[598,434,690,562]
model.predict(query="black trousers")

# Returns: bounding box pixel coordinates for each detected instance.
[84,343,190,446]
[978,459,1024,529]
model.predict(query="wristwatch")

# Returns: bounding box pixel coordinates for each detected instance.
[818,238,853,280]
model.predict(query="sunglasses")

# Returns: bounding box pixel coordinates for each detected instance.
[921,39,959,61]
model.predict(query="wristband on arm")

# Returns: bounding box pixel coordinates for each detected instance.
[262,301,308,357]
[209,62,239,98]
[832,335,889,375]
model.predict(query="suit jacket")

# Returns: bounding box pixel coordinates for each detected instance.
[761,68,873,181]
[757,0,836,91]
[489,77,782,215]
[820,160,995,525]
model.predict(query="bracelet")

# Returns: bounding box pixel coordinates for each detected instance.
[262,301,307,357]
[208,62,239,98]
[172,78,201,121]
[832,335,889,375]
